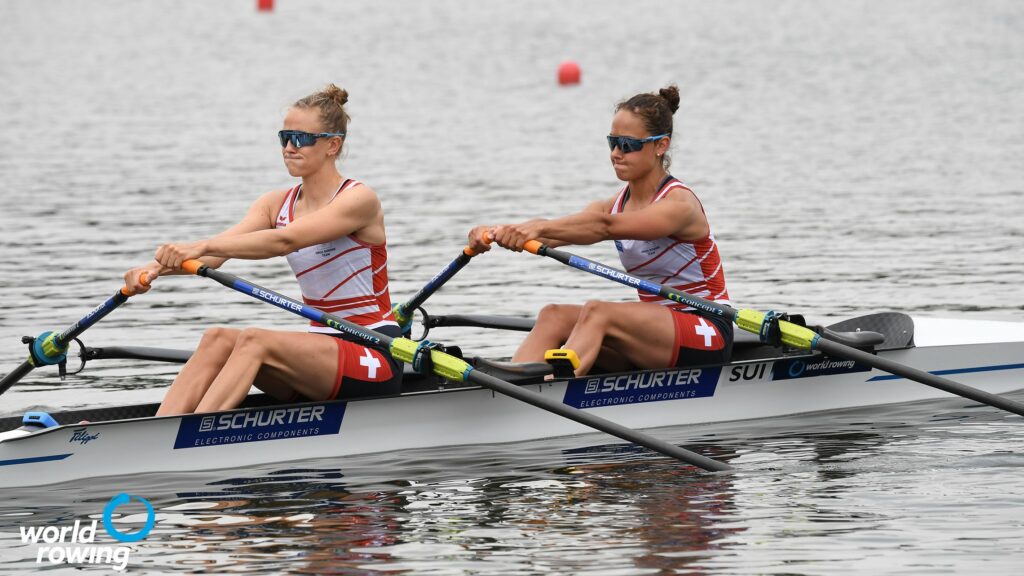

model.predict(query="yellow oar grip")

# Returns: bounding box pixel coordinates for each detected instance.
[736,309,819,350]
[182,259,204,275]
[735,309,763,338]
[390,337,473,382]
[780,322,819,350]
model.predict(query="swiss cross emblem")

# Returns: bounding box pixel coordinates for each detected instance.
[694,318,717,348]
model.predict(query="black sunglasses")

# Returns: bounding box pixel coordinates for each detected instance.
[278,130,346,148]
[606,133,669,153]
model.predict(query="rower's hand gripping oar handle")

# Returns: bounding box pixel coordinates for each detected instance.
[463,231,493,257]
[120,271,153,297]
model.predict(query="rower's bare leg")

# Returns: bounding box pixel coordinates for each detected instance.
[512,304,581,362]
[562,301,676,376]
[194,329,340,413]
[156,327,239,416]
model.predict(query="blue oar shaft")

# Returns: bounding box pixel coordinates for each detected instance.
[57,290,130,345]
[198,267,385,348]
[394,246,482,330]
[398,250,474,316]
[556,250,735,321]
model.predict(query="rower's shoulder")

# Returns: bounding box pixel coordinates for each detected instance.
[586,196,616,214]
[343,179,379,197]
[334,181,382,212]
[257,187,292,206]
[245,188,294,221]
[659,183,704,212]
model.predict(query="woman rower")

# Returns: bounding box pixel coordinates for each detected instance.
[468,85,733,376]
[124,84,402,415]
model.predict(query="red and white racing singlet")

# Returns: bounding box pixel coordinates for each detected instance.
[275,179,397,333]
[611,176,730,308]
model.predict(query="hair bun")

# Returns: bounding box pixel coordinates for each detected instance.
[322,83,349,107]
[658,85,680,114]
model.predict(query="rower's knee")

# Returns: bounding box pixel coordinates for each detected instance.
[536,303,578,332]
[576,300,612,328]
[232,327,271,358]
[199,327,237,355]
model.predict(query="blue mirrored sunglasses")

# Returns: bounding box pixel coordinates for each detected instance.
[606,133,669,153]
[278,130,346,148]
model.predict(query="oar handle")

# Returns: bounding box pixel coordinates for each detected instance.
[464,231,494,257]
[119,272,151,297]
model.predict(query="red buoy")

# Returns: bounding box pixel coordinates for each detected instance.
[258,0,274,11]
[557,60,581,86]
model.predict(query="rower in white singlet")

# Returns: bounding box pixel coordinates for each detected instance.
[468,85,734,376]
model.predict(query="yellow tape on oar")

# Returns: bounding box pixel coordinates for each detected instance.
[391,304,413,331]
[736,309,820,350]
[390,337,473,382]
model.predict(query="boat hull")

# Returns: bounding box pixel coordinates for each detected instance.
[1,318,1023,487]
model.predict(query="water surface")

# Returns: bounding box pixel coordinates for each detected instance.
[0,0,1022,573]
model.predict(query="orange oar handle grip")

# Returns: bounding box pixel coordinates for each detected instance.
[119,271,152,296]
[523,240,544,255]
[463,231,493,257]
[182,259,204,275]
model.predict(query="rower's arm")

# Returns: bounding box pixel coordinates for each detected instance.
[531,200,613,248]
[538,194,704,245]
[190,184,379,261]
[126,190,284,290]
[493,197,697,250]
[197,192,288,267]
[469,198,613,252]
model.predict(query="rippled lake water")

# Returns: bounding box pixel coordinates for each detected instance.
[1,0,1023,573]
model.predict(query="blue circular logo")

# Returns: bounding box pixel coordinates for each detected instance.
[102,493,155,543]
[788,360,806,378]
